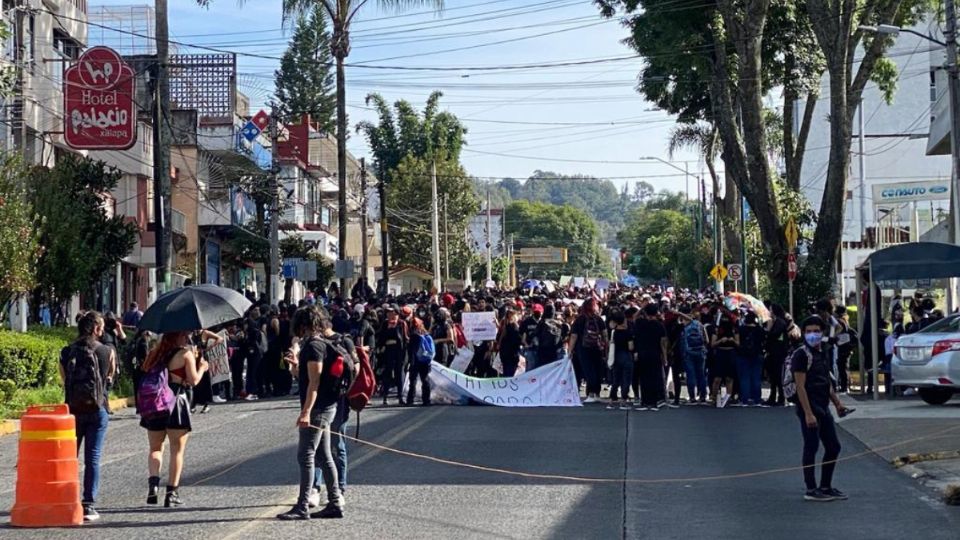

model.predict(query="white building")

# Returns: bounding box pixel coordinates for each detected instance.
[796,19,951,294]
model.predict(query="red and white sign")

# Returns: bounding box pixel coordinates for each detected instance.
[64,46,137,150]
[252,109,271,132]
[787,253,797,282]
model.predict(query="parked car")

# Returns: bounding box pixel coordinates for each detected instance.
[892,314,960,405]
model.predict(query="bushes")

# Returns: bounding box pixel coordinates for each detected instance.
[0,328,71,388]
[0,385,64,420]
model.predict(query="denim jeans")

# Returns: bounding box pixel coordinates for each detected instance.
[315,397,349,493]
[611,350,634,401]
[297,404,339,509]
[735,354,764,404]
[683,352,707,401]
[75,407,109,503]
[523,348,538,372]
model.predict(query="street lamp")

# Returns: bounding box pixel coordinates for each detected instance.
[638,156,697,200]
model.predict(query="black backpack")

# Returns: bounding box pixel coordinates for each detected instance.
[318,334,357,398]
[61,342,105,415]
[537,319,564,352]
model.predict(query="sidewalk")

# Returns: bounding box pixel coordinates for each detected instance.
[838,393,960,504]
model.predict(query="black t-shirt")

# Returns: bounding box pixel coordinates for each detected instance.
[521,316,540,347]
[612,327,633,354]
[633,318,666,355]
[739,324,765,357]
[791,345,832,410]
[499,322,522,357]
[298,334,356,410]
[766,317,789,358]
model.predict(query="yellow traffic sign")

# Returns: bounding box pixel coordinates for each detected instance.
[785,218,799,249]
[709,263,727,281]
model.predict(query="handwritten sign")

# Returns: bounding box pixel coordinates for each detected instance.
[462,311,498,342]
[205,331,231,385]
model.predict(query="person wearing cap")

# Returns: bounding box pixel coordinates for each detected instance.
[377,305,408,405]
[521,304,544,371]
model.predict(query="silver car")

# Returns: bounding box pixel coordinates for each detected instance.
[892,314,960,405]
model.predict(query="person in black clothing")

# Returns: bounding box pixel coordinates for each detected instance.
[736,312,766,406]
[431,308,456,367]
[834,305,857,393]
[569,299,607,403]
[764,304,790,406]
[520,305,542,371]
[633,304,667,410]
[243,308,266,400]
[792,315,853,502]
[377,305,407,405]
[496,309,523,377]
[99,312,124,413]
[536,304,565,366]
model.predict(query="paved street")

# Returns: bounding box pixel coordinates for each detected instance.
[2,399,959,539]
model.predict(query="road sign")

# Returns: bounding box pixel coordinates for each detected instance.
[727,263,743,282]
[709,263,727,281]
[252,109,271,132]
[516,247,568,264]
[787,253,797,282]
[785,218,799,249]
[335,259,355,279]
[64,46,137,150]
[240,120,261,142]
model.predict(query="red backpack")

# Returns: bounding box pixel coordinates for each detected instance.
[347,346,376,437]
[453,323,468,349]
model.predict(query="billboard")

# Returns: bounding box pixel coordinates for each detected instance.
[872,180,951,204]
[516,247,568,264]
[64,47,137,150]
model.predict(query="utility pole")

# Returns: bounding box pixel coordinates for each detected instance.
[858,104,867,238]
[486,187,492,283]
[153,0,172,294]
[945,0,960,312]
[430,160,442,292]
[442,195,450,281]
[268,105,280,305]
[379,170,389,296]
[360,158,368,286]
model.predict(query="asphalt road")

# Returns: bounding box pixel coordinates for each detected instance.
[1,398,959,539]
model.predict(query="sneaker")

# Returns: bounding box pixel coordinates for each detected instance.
[758,402,771,408]
[606,402,619,410]
[715,394,722,408]
[647,405,659,412]
[667,402,680,409]
[310,503,344,519]
[200,404,210,414]
[635,406,649,411]
[821,487,848,500]
[719,395,731,409]
[245,394,259,401]
[276,506,310,520]
[656,400,666,408]
[82,504,100,522]
[583,396,598,404]
[212,396,227,404]
[307,489,321,509]
[619,403,631,411]
[804,488,834,502]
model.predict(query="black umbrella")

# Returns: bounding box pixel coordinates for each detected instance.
[138,284,253,334]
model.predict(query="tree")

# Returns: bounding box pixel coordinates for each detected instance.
[27,155,138,308]
[618,207,712,287]
[274,4,336,132]
[357,92,477,275]
[505,200,607,278]
[0,154,39,315]
[804,0,926,274]
[279,0,445,289]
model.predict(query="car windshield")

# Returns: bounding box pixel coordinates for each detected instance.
[918,315,960,334]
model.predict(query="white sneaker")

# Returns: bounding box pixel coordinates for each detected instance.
[245,394,259,401]
[583,396,598,404]
[720,394,731,409]
[212,396,227,404]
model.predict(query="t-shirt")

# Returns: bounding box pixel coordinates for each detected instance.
[521,316,540,348]
[738,325,765,357]
[791,345,832,411]
[633,319,666,356]
[499,322,522,357]
[765,317,789,358]
[612,327,633,354]
[298,334,355,410]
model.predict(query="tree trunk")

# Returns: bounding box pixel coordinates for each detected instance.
[335,50,348,295]
[789,90,818,190]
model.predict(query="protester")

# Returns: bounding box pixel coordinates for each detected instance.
[569,298,607,403]
[633,303,667,410]
[790,315,852,502]
[495,308,523,377]
[710,314,738,408]
[431,308,456,367]
[606,308,634,410]
[59,311,113,522]
[737,312,766,407]
[121,301,143,327]
[139,331,208,508]
[679,305,708,405]
[377,305,407,405]
[536,303,565,365]
[276,306,348,520]
[243,307,266,401]
[834,305,857,394]
[521,304,543,371]
[407,318,433,405]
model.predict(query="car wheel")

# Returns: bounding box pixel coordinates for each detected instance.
[918,387,954,405]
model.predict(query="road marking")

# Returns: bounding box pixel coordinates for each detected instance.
[221,406,446,540]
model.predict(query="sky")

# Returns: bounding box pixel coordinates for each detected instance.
[90,0,705,197]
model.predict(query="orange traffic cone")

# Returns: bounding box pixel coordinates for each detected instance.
[10,404,83,527]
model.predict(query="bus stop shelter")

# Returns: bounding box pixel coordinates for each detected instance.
[855,241,960,400]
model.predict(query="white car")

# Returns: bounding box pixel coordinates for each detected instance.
[892,315,960,405]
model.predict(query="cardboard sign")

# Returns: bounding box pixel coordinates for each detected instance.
[204,331,231,385]
[462,311,498,342]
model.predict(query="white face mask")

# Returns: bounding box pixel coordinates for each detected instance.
[804,332,822,347]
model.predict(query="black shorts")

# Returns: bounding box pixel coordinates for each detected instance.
[140,385,192,432]
[712,349,736,380]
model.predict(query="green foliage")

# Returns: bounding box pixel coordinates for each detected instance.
[506,200,607,278]
[0,153,39,307]
[870,57,899,105]
[222,230,269,269]
[619,207,711,287]
[0,329,69,389]
[0,385,65,421]
[28,155,138,307]
[274,4,335,132]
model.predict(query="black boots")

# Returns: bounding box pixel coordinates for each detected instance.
[147,476,160,505]
[164,485,183,508]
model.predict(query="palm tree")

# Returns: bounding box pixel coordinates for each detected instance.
[282,0,444,291]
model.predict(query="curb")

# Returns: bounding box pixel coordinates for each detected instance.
[893,451,960,468]
[0,397,133,438]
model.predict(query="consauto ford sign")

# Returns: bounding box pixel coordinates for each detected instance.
[871,180,951,203]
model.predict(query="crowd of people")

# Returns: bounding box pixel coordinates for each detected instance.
[56,278,952,522]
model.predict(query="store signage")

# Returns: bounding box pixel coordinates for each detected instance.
[64,47,137,150]
[872,180,951,204]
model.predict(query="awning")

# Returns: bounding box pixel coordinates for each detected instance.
[856,241,960,281]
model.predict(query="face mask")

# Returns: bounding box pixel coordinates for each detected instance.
[804,332,822,347]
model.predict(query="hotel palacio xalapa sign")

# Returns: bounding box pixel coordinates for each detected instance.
[64,46,137,150]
